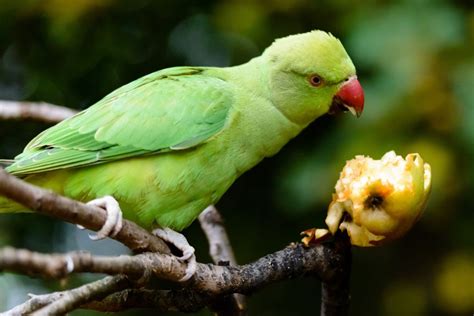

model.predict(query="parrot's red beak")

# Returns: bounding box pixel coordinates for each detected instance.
[330,76,364,118]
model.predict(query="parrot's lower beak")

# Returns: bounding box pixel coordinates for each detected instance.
[329,76,364,117]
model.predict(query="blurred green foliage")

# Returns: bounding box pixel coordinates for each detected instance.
[0,0,473,315]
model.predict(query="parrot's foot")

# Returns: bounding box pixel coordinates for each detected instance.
[83,195,123,240]
[153,227,196,282]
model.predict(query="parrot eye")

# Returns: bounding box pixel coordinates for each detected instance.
[309,75,323,87]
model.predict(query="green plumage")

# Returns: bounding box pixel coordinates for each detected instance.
[0,31,357,230]
[9,67,232,173]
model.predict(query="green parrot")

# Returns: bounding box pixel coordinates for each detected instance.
[0,30,364,279]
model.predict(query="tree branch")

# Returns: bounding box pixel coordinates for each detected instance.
[0,292,65,316]
[199,205,238,265]
[33,275,130,316]
[6,288,213,314]
[0,236,351,314]
[320,233,352,316]
[0,168,170,254]
[0,248,188,282]
[199,205,246,315]
[1,275,130,316]
[0,100,77,123]
[84,288,217,313]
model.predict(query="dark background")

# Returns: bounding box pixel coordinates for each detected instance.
[0,0,473,315]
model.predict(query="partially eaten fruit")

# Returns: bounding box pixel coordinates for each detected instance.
[325,151,432,246]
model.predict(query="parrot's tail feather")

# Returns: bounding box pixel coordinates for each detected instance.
[0,195,28,213]
[0,159,14,168]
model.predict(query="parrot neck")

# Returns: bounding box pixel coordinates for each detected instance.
[215,59,306,175]
[227,57,273,98]
[229,57,327,128]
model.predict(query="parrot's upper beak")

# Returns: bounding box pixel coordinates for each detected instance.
[329,76,364,117]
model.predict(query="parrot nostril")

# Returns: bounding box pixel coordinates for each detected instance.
[365,195,384,209]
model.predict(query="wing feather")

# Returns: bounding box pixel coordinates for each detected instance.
[7,67,233,175]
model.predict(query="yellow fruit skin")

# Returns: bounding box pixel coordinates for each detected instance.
[325,151,432,247]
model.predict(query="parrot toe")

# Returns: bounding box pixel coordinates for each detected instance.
[180,254,197,282]
[152,227,197,282]
[85,195,123,240]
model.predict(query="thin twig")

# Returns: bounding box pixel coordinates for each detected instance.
[0,100,77,123]
[0,292,65,316]
[0,168,170,254]
[199,206,238,265]
[6,288,212,314]
[5,288,225,314]
[1,275,130,316]
[32,276,130,316]
[199,205,246,315]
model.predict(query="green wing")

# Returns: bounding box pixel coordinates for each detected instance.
[7,67,233,175]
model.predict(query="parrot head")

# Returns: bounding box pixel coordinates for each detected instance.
[263,30,364,125]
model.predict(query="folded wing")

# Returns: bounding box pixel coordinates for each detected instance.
[7,67,233,175]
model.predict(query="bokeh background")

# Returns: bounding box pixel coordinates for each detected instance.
[0,0,473,315]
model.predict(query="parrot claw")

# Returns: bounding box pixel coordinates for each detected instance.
[85,196,123,240]
[153,227,196,282]
[180,255,197,282]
